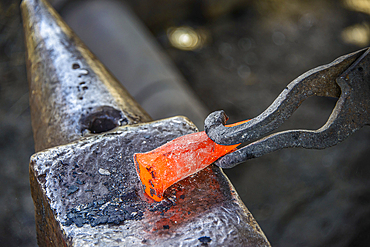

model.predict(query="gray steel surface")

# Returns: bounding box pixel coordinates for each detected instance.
[30,117,270,246]
[22,0,151,152]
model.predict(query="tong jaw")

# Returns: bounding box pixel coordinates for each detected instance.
[205,48,370,168]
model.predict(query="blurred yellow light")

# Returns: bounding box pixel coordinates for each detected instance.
[343,0,370,15]
[341,23,370,47]
[167,26,206,51]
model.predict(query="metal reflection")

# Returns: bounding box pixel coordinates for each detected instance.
[167,26,207,51]
[344,0,370,15]
[341,23,370,47]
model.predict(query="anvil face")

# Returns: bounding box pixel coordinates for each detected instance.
[30,117,269,246]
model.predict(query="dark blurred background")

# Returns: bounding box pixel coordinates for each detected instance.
[2,0,370,246]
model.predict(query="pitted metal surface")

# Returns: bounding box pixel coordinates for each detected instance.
[21,0,151,152]
[30,117,270,246]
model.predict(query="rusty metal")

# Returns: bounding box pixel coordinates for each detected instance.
[205,48,370,168]
[22,0,270,246]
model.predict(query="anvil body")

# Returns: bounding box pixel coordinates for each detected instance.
[21,0,270,246]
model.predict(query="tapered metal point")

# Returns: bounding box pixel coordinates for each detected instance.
[21,0,151,152]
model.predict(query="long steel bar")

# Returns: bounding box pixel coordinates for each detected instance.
[21,0,270,246]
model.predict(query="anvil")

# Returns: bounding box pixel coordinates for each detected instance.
[21,0,270,246]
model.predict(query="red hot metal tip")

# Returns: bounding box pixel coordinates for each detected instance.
[133,119,249,201]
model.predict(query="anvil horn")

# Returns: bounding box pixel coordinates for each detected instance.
[22,0,151,152]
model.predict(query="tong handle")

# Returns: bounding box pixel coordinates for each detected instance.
[205,48,370,168]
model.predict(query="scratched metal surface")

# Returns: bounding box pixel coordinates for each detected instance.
[30,117,270,246]
[21,0,151,152]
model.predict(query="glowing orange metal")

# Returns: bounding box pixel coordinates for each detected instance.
[133,120,249,201]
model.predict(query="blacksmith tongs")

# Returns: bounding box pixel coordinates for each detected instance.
[205,47,370,168]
